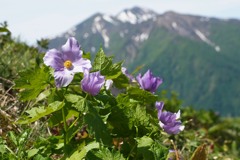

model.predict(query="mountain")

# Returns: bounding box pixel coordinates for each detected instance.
[48,7,240,116]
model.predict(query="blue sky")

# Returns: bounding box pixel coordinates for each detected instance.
[1,0,240,44]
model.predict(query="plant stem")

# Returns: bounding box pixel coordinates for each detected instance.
[62,105,68,155]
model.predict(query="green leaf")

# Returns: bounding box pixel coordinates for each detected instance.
[190,144,207,160]
[65,94,82,103]
[65,94,88,112]
[67,142,99,160]
[135,136,154,160]
[0,144,6,154]
[17,101,65,124]
[135,137,168,160]
[92,48,107,71]
[112,73,129,88]
[36,89,51,102]
[0,27,10,33]
[150,141,168,160]
[92,48,123,79]
[8,131,18,146]
[33,154,51,160]
[14,66,51,101]
[101,61,123,79]
[127,87,158,104]
[136,136,153,148]
[84,107,112,146]
[82,52,91,60]
[94,148,125,160]
[28,149,39,158]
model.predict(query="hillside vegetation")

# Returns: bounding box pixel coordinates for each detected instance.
[0,23,240,159]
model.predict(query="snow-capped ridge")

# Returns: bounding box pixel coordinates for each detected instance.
[116,6,157,24]
[91,15,110,48]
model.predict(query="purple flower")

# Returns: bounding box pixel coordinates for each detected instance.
[155,102,184,135]
[43,37,92,87]
[136,70,162,93]
[81,69,105,96]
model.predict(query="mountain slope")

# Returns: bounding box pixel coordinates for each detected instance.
[48,7,240,116]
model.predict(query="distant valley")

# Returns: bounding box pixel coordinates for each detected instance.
[49,7,240,116]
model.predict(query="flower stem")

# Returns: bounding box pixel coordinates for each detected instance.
[62,105,68,155]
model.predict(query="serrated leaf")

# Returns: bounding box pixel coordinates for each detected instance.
[84,107,112,146]
[65,94,83,103]
[17,101,64,124]
[101,61,123,79]
[67,142,99,160]
[92,48,106,71]
[135,136,154,160]
[150,141,168,160]
[14,66,51,101]
[136,136,153,148]
[65,94,88,112]
[36,89,51,102]
[113,73,129,88]
[94,148,125,160]
[92,48,123,79]
[127,87,158,104]
[33,154,51,160]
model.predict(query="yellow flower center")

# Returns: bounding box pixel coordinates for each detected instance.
[64,60,72,69]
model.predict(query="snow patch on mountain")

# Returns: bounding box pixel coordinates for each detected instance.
[195,29,221,52]
[116,7,156,24]
[117,11,137,24]
[172,22,178,29]
[83,32,89,39]
[91,16,110,48]
[103,14,116,24]
[133,33,149,42]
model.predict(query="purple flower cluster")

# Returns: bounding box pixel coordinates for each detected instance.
[43,37,104,95]
[155,102,184,134]
[43,37,184,135]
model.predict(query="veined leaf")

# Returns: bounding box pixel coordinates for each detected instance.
[65,94,83,103]
[84,107,112,146]
[93,148,125,160]
[150,141,168,160]
[92,48,123,79]
[17,101,64,124]
[127,87,158,104]
[92,48,107,71]
[14,66,51,101]
[65,94,88,112]
[136,136,153,148]
[67,141,99,160]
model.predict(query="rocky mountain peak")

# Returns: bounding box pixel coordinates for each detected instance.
[116,6,157,24]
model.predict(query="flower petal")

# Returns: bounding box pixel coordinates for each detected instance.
[72,58,92,73]
[61,37,82,62]
[43,49,63,70]
[81,70,105,96]
[54,69,74,87]
[155,101,164,120]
